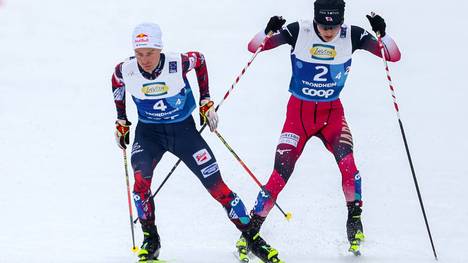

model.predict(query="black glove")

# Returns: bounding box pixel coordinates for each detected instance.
[264,16,286,34]
[366,13,386,37]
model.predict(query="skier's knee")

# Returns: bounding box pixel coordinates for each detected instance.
[333,143,353,162]
[134,170,152,193]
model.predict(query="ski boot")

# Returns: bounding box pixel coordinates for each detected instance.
[236,236,250,262]
[346,201,365,256]
[241,225,284,263]
[138,225,161,262]
[235,214,267,262]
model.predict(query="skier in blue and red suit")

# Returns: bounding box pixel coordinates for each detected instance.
[236,0,401,257]
[112,23,283,263]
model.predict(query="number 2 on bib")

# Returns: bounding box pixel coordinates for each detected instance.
[313,66,328,82]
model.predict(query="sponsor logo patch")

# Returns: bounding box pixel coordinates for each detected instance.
[276,148,292,155]
[201,162,219,178]
[302,87,335,98]
[141,82,169,96]
[278,132,300,147]
[310,44,336,60]
[360,31,368,40]
[355,173,361,180]
[134,33,149,47]
[131,142,144,155]
[340,26,347,38]
[193,149,212,166]
[229,208,239,219]
[169,61,177,73]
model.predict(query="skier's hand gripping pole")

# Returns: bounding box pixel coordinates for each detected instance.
[372,11,438,260]
[214,130,292,221]
[132,31,275,225]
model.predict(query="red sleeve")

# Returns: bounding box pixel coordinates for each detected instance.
[182,52,210,102]
[111,62,128,120]
[247,22,299,53]
[247,30,290,53]
[351,25,401,62]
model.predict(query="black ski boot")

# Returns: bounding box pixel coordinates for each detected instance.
[138,224,161,262]
[241,218,284,263]
[346,201,365,256]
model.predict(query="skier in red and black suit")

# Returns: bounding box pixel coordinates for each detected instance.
[236,0,401,257]
[112,23,283,263]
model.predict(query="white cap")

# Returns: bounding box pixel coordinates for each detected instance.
[132,23,163,50]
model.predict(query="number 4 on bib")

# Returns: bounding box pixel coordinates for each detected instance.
[153,100,167,111]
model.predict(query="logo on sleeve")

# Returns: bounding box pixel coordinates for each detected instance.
[310,44,336,60]
[193,149,212,165]
[360,31,369,40]
[141,82,169,96]
[276,148,292,155]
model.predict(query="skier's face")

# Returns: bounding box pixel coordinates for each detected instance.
[316,24,341,42]
[135,48,161,72]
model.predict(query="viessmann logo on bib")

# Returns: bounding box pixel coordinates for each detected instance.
[310,44,336,60]
[141,82,169,96]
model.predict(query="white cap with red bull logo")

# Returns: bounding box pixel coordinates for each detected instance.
[132,23,163,50]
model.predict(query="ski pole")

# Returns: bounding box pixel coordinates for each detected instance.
[375,26,438,260]
[214,130,292,221]
[122,149,139,252]
[142,32,274,206]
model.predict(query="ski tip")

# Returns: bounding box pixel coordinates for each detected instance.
[233,251,250,263]
[137,260,170,263]
[348,242,362,257]
[348,247,361,256]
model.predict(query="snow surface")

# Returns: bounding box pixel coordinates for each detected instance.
[1,0,467,262]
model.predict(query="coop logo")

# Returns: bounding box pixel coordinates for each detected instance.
[302,88,335,98]
[310,44,336,60]
[141,82,169,96]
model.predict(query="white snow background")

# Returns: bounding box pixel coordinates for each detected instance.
[0,0,467,262]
